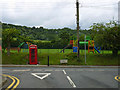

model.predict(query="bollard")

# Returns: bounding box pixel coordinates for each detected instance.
[48,56,49,66]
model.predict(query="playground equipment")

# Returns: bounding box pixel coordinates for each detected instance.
[60,36,101,54]
[26,42,32,47]
[18,42,25,52]
[94,47,101,53]
[79,40,100,53]
[23,44,29,52]
[88,40,94,53]
[0,45,1,53]
[29,45,38,65]
[73,40,78,53]
[60,44,71,53]
[73,47,78,53]
[18,42,32,53]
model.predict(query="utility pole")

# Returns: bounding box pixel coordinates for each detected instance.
[76,0,80,58]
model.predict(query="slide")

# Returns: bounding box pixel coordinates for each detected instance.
[60,44,71,53]
[18,42,25,48]
[94,47,100,53]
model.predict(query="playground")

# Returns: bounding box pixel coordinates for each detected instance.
[59,35,102,57]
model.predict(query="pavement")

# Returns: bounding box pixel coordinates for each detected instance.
[1,65,120,68]
[0,76,7,89]
[1,66,119,89]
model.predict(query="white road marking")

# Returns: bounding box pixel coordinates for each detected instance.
[44,69,53,71]
[54,69,62,71]
[31,73,51,80]
[67,76,76,88]
[13,69,30,72]
[63,70,66,74]
[33,69,42,71]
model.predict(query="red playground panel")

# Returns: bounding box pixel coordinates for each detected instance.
[70,40,73,45]
[29,45,37,65]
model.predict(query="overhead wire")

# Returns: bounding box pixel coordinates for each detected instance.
[0,2,118,9]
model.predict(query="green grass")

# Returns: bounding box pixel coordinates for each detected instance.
[2,52,28,65]
[5,49,119,54]
[84,54,119,65]
[2,49,120,65]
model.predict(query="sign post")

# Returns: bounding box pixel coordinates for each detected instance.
[85,35,86,64]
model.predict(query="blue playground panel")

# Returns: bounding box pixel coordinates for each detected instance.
[73,47,78,53]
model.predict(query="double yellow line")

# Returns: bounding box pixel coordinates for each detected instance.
[115,76,120,82]
[2,74,20,90]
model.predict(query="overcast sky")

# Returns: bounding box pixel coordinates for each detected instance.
[0,0,119,29]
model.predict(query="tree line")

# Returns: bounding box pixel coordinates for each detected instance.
[1,20,120,56]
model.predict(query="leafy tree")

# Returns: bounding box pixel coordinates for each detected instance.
[59,31,70,48]
[2,28,20,55]
[79,34,85,41]
[90,21,120,56]
[59,31,70,41]
[18,35,32,43]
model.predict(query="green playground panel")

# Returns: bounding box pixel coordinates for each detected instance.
[79,41,88,45]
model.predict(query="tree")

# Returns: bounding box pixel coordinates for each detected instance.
[59,31,70,41]
[90,21,120,56]
[18,35,32,43]
[2,28,20,56]
[59,31,70,48]
[79,34,85,41]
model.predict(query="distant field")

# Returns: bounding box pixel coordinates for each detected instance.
[7,49,120,54]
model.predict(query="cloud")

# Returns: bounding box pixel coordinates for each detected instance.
[80,5,118,29]
[0,0,119,29]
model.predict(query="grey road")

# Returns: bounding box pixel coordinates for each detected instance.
[1,67,119,89]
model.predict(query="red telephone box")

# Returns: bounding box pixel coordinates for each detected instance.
[29,45,37,65]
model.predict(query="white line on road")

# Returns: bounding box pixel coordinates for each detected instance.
[44,69,53,71]
[54,69,62,71]
[67,76,76,88]
[63,70,67,74]
[13,69,30,72]
[33,69,42,71]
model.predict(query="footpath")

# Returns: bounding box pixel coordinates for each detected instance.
[1,65,119,68]
[0,75,7,89]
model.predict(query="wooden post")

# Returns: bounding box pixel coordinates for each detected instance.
[76,0,80,58]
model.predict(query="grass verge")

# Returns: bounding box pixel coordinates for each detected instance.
[2,51,120,65]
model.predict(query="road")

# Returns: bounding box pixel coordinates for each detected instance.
[1,67,119,89]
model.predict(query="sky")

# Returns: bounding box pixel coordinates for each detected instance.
[0,0,119,29]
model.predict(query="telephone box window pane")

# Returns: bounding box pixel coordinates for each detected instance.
[31,49,35,63]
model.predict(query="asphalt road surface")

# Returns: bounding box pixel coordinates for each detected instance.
[1,67,119,89]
